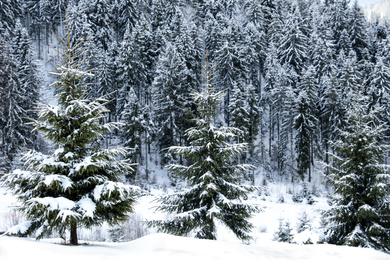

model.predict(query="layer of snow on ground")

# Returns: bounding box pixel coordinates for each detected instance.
[0,233,388,260]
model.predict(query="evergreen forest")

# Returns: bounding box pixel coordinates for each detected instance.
[2,0,390,252]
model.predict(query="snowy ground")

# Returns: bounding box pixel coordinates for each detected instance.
[0,233,388,260]
[1,167,389,259]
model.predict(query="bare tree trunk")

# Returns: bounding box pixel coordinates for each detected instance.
[70,219,78,245]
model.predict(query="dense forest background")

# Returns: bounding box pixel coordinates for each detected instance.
[1,0,389,185]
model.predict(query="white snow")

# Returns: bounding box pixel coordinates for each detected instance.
[78,197,96,218]
[74,156,94,172]
[0,233,389,260]
[43,175,73,190]
[5,221,32,235]
[1,169,390,259]
[30,197,75,212]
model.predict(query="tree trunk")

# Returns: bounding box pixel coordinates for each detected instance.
[70,218,78,245]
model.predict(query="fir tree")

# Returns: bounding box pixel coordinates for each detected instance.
[0,0,22,38]
[12,20,40,150]
[1,22,138,245]
[294,66,319,182]
[121,87,143,179]
[278,0,308,78]
[0,40,25,171]
[348,1,369,61]
[322,94,390,252]
[274,219,294,243]
[148,58,258,242]
[152,43,195,165]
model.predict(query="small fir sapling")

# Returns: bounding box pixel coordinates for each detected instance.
[274,219,294,243]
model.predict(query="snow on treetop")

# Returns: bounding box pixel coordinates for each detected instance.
[49,66,94,80]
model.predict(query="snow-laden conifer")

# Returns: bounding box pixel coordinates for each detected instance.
[322,94,390,252]
[1,19,139,245]
[149,57,258,242]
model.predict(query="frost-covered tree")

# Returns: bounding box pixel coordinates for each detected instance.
[148,58,258,242]
[12,20,40,150]
[0,39,25,171]
[319,74,346,172]
[294,66,319,182]
[121,87,144,179]
[152,43,195,165]
[1,23,138,245]
[322,95,390,252]
[348,1,369,61]
[278,1,308,78]
[274,219,294,243]
[214,22,249,126]
[0,0,22,38]
[112,0,139,39]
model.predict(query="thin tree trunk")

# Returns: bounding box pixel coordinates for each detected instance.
[269,105,272,157]
[70,218,78,245]
[145,134,149,181]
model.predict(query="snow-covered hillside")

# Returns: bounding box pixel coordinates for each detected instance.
[363,0,390,22]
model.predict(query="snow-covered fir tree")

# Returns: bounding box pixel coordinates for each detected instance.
[294,66,319,182]
[0,38,24,172]
[1,22,139,245]
[121,87,144,180]
[322,94,390,252]
[12,20,40,150]
[152,43,195,165]
[148,58,258,242]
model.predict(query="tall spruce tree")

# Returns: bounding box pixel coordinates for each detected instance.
[0,39,25,172]
[148,58,258,242]
[1,22,138,245]
[12,20,40,150]
[294,66,319,182]
[322,94,390,252]
[152,43,195,165]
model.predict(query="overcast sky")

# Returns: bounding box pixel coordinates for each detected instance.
[357,0,382,7]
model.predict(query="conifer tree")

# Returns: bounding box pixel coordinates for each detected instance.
[121,87,144,179]
[1,21,138,245]
[294,66,319,182]
[152,43,195,165]
[278,1,308,78]
[12,20,40,150]
[0,40,25,172]
[323,94,390,252]
[0,0,21,38]
[348,1,369,61]
[148,57,258,242]
[113,0,139,39]
[319,74,346,172]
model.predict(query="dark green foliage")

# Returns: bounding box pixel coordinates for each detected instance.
[1,24,138,245]
[294,66,318,182]
[152,43,195,165]
[274,219,294,243]
[323,95,390,252]
[148,60,258,242]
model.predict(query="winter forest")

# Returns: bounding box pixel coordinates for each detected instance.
[2,0,390,255]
